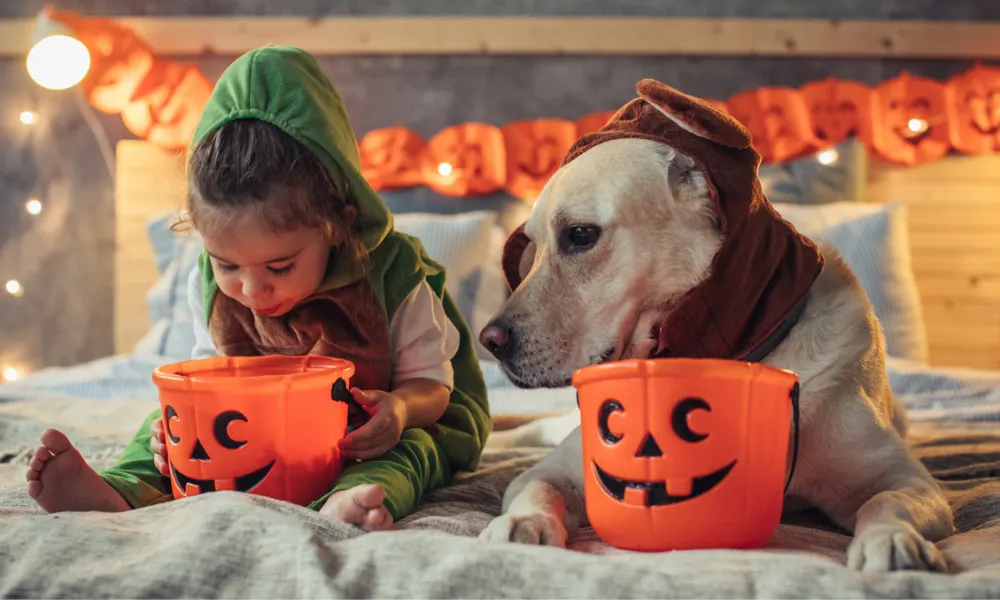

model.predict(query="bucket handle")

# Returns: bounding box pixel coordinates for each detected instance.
[784,382,800,494]
[331,378,370,433]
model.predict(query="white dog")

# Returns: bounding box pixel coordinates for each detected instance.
[477,80,954,572]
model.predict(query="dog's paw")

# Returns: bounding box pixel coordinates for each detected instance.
[847,524,948,572]
[479,513,568,547]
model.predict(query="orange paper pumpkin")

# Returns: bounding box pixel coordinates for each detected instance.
[421,123,507,196]
[153,356,353,506]
[576,112,616,137]
[573,359,798,552]
[501,119,578,200]
[946,64,1000,155]
[800,77,875,147]
[359,127,429,189]
[872,72,950,165]
[727,88,818,162]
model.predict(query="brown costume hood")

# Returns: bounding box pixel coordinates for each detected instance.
[502,79,825,361]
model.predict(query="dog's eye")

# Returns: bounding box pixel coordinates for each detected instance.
[559,225,602,254]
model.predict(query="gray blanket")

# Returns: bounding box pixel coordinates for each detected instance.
[2,399,1000,598]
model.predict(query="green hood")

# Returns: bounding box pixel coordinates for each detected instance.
[191,46,394,309]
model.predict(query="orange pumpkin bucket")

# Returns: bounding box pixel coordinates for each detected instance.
[572,358,800,552]
[152,355,354,507]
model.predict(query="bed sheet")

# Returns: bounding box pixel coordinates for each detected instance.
[2,354,1000,597]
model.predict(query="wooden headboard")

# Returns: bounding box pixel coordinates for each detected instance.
[113,140,1000,370]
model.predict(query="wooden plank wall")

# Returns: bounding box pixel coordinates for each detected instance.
[113,141,187,354]
[868,155,1000,370]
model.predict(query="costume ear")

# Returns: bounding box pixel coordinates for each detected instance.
[636,79,752,149]
[501,224,534,291]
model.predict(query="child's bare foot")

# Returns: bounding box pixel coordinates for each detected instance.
[319,483,394,531]
[26,429,130,513]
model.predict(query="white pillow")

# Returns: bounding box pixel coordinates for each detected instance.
[773,201,929,364]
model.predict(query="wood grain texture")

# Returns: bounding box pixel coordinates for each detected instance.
[8,16,1000,58]
[113,140,186,355]
[868,155,1000,370]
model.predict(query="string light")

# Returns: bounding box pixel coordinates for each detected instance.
[27,34,90,91]
[437,162,453,177]
[19,111,37,125]
[2,367,19,382]
[25,199,43,215]
[816,149,839,165]
[907,118,929,134]
[5,280,23,297]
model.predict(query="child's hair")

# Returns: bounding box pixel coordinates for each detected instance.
[180,119,366,266]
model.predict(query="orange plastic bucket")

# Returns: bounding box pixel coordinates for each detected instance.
[572,358,799,552]
[152,355,354,507]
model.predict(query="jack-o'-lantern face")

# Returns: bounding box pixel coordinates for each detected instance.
[164,403,277,496]
[574,359,798,552]
[800,78,874,146]
[946,64,1000,154]
[588,395,738,508]
[727,87,818,162]
[872,72,950,165]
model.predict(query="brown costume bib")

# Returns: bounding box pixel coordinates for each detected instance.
[208,278,393,393]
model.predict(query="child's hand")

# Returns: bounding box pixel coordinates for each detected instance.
[338,389,407,461]
[149,417,169,476]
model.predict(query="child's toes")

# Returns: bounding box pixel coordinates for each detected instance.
[364,506,394,532]
[27,480,42,498]
[39,429,72,455]
[353,484,385,510]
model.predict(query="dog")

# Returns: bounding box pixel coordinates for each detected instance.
[477,80,954,572]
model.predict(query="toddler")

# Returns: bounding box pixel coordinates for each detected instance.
[26,46,491,530]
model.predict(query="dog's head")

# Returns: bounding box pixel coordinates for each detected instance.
[480,80,823,389]
[480,135,722,388]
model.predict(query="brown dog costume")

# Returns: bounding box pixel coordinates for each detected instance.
[501,79,825,362]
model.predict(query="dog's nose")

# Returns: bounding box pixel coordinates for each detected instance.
[479,320,513,359]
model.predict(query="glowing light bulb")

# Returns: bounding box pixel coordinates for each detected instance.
[19,111,37,125]
[25,199,43,215]
[907,118,928,134]
[27,34,91,91]
[816,149,839,165]
[5,280,23,297]
[2,367,18,382]
[437,162,453,177]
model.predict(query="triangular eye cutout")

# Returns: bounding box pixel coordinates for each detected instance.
[191,440,211,461]
[636,433,663,458]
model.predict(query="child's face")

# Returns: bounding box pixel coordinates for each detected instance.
[202,218,330,318]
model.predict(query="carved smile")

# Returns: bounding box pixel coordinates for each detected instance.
[170,461,275,495]
[594,460,736,506]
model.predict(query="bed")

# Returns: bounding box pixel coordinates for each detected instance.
[1,138,1000,597]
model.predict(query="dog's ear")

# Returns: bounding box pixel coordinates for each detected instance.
[502,224,534,291]
[636,79,752,150]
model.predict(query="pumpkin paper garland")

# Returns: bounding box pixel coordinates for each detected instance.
[800,77,876,148]
[36,10,1000,195]
[945,63,1000,155]
[872,71,951,166]
[726,87,819,163]
[358,126,428,189]
[420,122,508,196]
[501,119,578,200]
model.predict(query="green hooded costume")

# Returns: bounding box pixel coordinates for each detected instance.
[99,46,491,519]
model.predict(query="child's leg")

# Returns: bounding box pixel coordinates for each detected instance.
[27,408,173,513]
[97,408,175,508]
[310,428,451,529]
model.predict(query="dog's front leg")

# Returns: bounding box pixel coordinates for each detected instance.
[797,402,954,572]
[479,427,587,547]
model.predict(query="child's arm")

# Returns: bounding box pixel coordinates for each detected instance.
[393,377,450,429]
